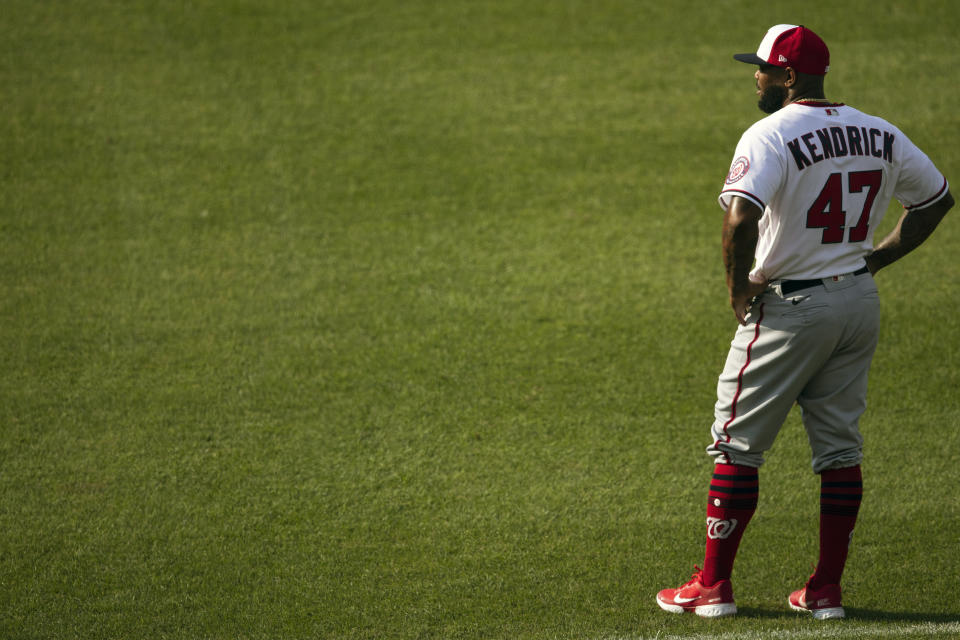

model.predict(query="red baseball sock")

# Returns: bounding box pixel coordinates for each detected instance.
[702,463,758,586]
[809,465,862,590]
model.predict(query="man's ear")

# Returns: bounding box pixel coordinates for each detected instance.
[784,67,797,87]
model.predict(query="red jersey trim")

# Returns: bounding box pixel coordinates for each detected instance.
[721,189,766,211]
[794,101,846,107]
[905,176,949,210]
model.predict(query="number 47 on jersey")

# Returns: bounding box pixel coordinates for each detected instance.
[807,170,882,244]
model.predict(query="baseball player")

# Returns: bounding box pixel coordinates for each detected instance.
[656,24,953,619]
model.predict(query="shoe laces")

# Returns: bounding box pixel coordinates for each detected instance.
[682,565,705,588]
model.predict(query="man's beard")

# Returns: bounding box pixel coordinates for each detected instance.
[758,84,788,114]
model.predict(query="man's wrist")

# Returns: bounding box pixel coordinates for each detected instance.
[865,247,898,273]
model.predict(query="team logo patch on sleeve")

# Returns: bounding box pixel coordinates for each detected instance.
[725,156,750,184]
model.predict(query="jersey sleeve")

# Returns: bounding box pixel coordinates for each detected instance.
[893,131,949,210]
[718,126,786,211]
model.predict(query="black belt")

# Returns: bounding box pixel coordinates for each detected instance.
[780,266,870,296]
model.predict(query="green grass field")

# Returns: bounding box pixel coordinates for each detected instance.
[3,1,959,638]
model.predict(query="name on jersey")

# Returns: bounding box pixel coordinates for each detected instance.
[787,126,894,171]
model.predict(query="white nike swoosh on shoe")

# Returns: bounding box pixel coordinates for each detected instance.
[673,595,698,604]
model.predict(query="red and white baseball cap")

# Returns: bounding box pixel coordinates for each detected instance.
[734,24,830,75]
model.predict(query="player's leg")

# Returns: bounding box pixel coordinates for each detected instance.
[792,274,880,619]
[703,307,785,605]
[701,462,758,587]
[654,462,758,618]
[658,311,772,617]
[812,466,862,586]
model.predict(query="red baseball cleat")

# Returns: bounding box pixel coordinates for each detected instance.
[788,582,845,619]
[656,567,737,618]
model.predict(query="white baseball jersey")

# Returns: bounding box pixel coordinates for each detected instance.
[719,102,949,281]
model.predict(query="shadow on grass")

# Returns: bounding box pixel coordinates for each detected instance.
[733,607,799,620]
[844,608,960,623]
[735,606,960,623]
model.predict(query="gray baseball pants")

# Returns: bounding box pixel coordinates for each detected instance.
[707,270,880,473]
